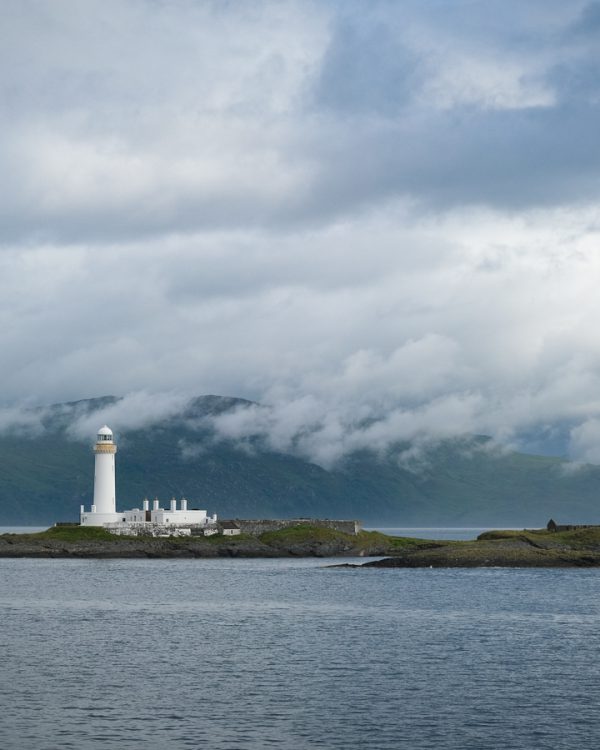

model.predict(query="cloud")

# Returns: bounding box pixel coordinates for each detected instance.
[568,419,600,464]
[314,12,423,116]
[570,2,600,36]
[1,1,600,466]
[206,389,486,469]
[1,0,599,246]
[0,404,47,437]
[66,391,192,441]
[2,204,600,458]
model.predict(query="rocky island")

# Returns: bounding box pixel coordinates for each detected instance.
[3,524,600,565]
[342,526,600,568]
[0,525,398,559]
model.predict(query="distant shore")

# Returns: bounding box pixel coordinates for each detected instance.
[2,525,600,565]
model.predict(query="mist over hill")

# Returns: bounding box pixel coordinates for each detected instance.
[1,395,599,527]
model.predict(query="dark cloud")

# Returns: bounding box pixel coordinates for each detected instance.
[313,13,422,115]
[296,103,600,217]
[570,1,600,35]
[0,0,597,244]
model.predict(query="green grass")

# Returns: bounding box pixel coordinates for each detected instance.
[40,526,126,542]
[258,525,440,552]
[350,530,439,552]
[478,526,600,544]
[9,525,121,542]
[259,525,350,545]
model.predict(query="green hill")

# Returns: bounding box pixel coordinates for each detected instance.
[0,395,599,526]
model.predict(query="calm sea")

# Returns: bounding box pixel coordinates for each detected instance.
[0,554,599,749]
[369,527,501,540]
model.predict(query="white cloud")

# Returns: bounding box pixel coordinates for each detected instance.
[0,404,47,437]
[420,55,556,111]
[67,392,192,441]
[569,419,600,464]
[208,390,483,468]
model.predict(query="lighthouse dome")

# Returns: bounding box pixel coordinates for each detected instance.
[97,425,113,442]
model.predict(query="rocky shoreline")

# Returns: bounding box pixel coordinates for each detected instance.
[0,526,395,559]
[336,528,600,568]
[3,525,600,565]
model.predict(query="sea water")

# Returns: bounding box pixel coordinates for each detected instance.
[0,557,599,749]
[369,527,499,540]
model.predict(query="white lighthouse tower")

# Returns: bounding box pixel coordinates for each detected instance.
[93,425,117,513]
[80,425,121,526]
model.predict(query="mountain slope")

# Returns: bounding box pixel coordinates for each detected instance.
[1,395,599,526]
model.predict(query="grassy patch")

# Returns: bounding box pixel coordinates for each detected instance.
[351,530,433,551]
[535,527,600,548]
[15,525,122,542]
[478,526,600,547]
[257,526,443,552]
[259,525,350,546]
[477,529,530,541]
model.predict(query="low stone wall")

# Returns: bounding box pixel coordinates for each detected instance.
[227,518,362,536]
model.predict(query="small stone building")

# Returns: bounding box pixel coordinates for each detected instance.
[220,521,241,536]
[547,518,594,533]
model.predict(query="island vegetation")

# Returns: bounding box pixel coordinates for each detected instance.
[352,526,600,568]
[0,524,399,558]
[2,523,600,565]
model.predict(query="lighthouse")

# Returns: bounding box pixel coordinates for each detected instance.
[93,425,117,513]
[80,425,121,526]
[79,424,216,532]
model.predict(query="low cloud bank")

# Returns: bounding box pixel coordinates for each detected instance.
[1,385,600,470]
[207,393,483,468]
[0,392,191,443]
[0,403,48,438]
[66,391,192,441]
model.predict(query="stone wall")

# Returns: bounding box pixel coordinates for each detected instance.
[226,518,362,536]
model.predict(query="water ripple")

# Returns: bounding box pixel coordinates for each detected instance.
[1,559,600,748]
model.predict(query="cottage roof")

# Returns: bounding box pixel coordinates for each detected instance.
[220,521,240,530]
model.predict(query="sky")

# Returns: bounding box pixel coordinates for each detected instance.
[2,0,600,464]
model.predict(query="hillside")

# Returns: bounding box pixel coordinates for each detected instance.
[1,395,599,526]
